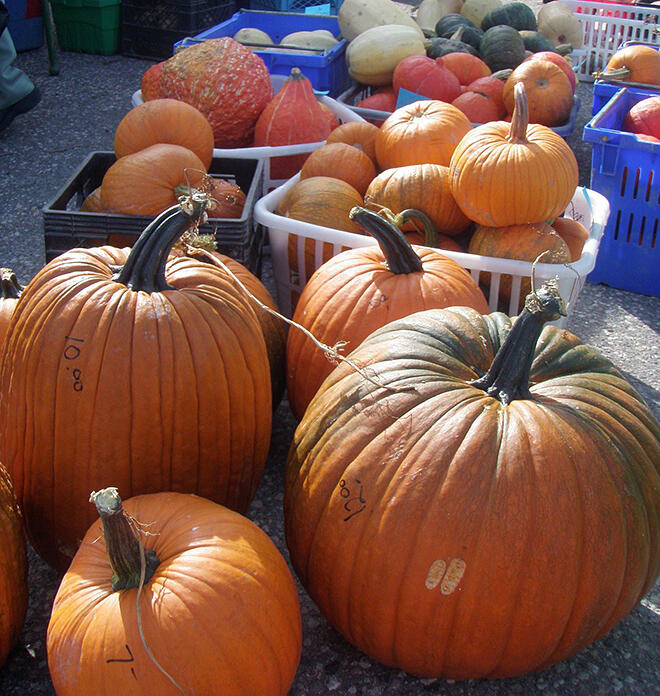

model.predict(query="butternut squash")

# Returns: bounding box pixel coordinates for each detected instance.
[233,28,274,46]
[346,24,427,85]
[339,0,425,42]
[280,30,339,51]
[415,0,465,34]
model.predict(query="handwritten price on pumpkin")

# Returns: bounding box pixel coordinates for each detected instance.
[63,336,84,392]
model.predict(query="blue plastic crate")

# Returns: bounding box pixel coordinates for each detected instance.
[249,0,341,12]
[582,86,660,296]
[6,0,44,51]
[174,9,349,96]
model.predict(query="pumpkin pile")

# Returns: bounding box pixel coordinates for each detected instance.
[341,0,580,127]
[277,81,583,313]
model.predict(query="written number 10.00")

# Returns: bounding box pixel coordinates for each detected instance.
[64,336,84,392]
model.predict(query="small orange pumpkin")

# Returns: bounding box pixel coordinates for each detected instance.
[300,142,377,196]
[503,59,574,127]
[365,163,471,236]
[449,82,579,227]
[325,120,380,164]
[47,488,302,696]
[468,220,571,309]
[602,44,660,85]
[375,99,472,169]
[100,144,207,217]
[551,216,590,261]
[277,176,364,234]
[114,98,215,170]
[441,52,491,85]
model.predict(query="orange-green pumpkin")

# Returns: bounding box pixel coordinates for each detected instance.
[0,196,272,571]
[284,281,660,679]
[47,488,302,696]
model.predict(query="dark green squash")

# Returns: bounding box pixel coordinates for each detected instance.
[435,13,480,38]
[519,30,560,54]
[437,23,483,50]
[479,25,527,72]
[427,26,479,58]
[481,2,537,32]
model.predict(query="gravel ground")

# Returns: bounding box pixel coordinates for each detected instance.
[0,17,659,696]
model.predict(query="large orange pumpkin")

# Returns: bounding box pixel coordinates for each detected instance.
[0,462,27,669]
[285,206,488,419]
[364,163,471,236]
[284,280,660,679]
[47,488,302,696]
[0,196,272,571]
[449,82,579,227]
[375,99,472,169]
[113,98,215,169]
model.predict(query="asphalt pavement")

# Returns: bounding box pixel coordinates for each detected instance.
[0,40,658,696]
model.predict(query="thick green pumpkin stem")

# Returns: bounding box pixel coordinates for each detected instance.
[113,193,208,292]
[507,82,529,144]
[0,268,22,299]
[594,66,631,82]
[90,487,159,592]
[349,206,424,274]
[470,279,566,404]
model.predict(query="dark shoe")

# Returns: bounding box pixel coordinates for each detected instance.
[0,86,41,133]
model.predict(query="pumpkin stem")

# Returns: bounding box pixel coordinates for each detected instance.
[0,268,22,299]
[90,487,160,592]
[113,193,208,292]
[592,66,631,82]
[507,82,529,144]
[470,279,566,404]
[349,206,424,274]
[393,209,439,247]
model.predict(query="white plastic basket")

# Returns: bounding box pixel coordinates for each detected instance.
[564,0,660,81]
[254,177,610,328]
[130,74,365,194]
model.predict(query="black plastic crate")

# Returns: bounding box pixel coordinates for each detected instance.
[121,0,236,59]
[43,151,265,274]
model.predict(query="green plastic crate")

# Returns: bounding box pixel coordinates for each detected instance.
[51,0,121,55]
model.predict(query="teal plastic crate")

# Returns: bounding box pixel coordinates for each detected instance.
[582,86,660,296]
[51,0,121,55]
[174,9,349,96]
